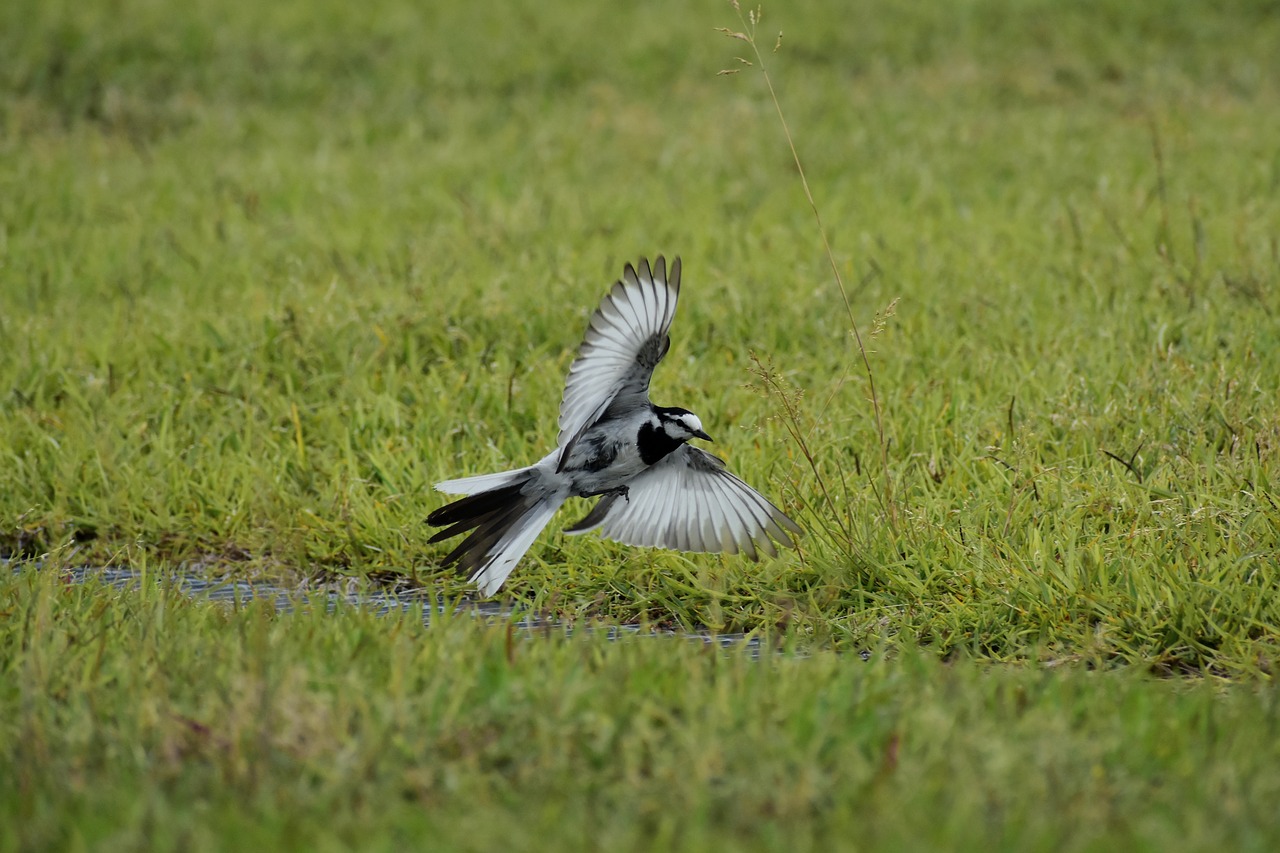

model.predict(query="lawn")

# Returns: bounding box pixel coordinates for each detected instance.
[2,0,1279,848]
[5,568,1280,851]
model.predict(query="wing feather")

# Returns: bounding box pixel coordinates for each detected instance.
[672,494,693,551]
[591,446,799,560]
[728,482,782,557]
[557,257,682,453]
[703,471,743,555]
[691,464,729,552]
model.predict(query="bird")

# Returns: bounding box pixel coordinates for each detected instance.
[426,256,802,596]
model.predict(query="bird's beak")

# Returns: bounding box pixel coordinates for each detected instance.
[693,429,713,442]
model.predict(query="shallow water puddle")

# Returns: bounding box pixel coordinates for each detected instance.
[10,563,767,657]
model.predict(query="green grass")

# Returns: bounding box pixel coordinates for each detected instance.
[4,0,1276,673]
[2,0,1279,845]
[5,569,1280,851]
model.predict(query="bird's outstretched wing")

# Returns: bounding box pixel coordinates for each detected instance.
[557,257,681,460]
[564,445,802,559]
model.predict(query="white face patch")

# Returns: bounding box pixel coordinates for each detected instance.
[664,412,703,438]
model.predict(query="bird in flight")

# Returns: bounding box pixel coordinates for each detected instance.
[427,256,801,596]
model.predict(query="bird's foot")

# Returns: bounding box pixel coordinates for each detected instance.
[603,485,631,503]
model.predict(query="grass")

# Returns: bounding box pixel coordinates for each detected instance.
[5,568,1280,851]
[1,0,1279,846]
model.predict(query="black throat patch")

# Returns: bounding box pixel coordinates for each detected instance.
[637,419,685,466]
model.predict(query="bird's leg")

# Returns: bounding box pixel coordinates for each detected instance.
[599,484,630,503]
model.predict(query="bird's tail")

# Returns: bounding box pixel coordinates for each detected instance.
[435,465,535,496]
[426,472,562,596]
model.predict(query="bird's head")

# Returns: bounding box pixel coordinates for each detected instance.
[657,407,713,443]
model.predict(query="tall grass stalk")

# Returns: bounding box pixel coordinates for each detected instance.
[718,2,898,545]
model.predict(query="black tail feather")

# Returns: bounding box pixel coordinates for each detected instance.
[440,500,529,575]
[427,480,534,576]
[428,506,505,545]
[426,482,525,529]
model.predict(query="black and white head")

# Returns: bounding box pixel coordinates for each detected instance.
[656,406,713,443]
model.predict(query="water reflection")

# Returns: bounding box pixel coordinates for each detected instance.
[13,563,767,657]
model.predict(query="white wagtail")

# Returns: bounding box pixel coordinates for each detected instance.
[427,256,802,596]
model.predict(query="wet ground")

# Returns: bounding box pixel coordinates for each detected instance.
[10,562,769,658]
